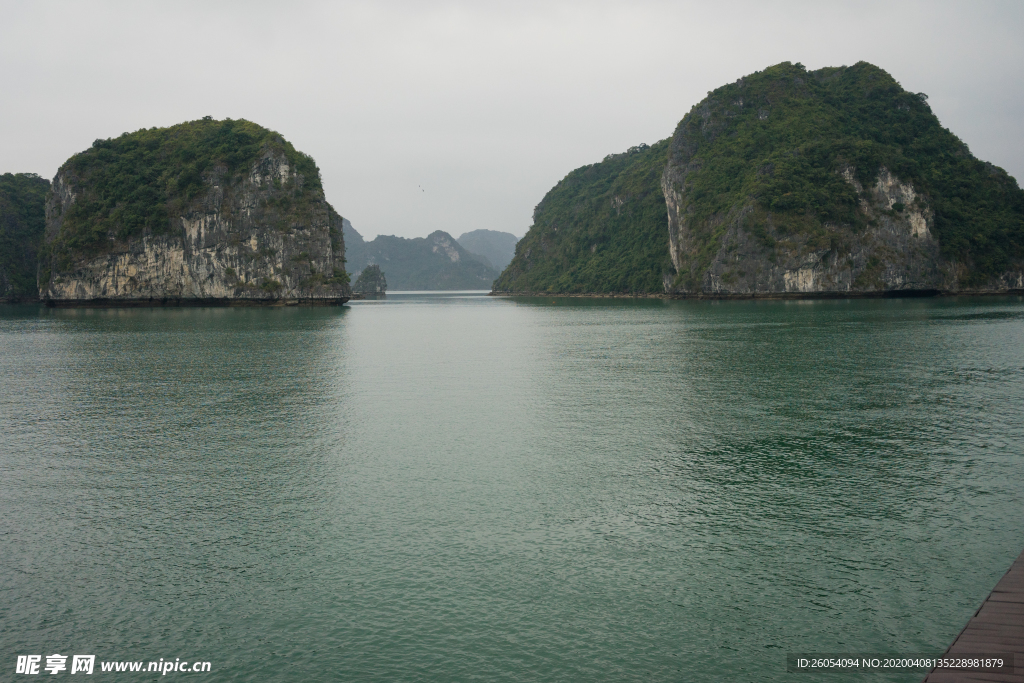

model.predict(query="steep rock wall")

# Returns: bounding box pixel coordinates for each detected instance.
[656,61,1024,298]
[663,164,1024,296]
[41,149,350,303]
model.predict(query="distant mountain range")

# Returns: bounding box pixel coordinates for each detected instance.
[454,229,519,272]
[343,221,517,290]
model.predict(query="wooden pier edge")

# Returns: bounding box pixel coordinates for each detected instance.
[923,547,1024,683]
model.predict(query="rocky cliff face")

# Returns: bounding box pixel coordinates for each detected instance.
[40,121,350,304]
[658,61,1024,297]
[664,160,1023,297]
[662,164,1015,295]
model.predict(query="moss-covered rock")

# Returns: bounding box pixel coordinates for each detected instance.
[0,173,49,301]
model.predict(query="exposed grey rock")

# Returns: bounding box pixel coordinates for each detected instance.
[663,164,1024,296]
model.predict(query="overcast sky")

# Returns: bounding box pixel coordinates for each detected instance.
[2,1,1022,240]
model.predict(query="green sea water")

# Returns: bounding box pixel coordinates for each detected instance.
[1,293,1023,681]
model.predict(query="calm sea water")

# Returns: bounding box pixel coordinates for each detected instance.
[1,293,1023,682]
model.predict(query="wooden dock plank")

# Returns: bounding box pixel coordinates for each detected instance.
[954,636,1024,644]
[988,596,1024,605]
[977,604,1024,617]
[926,673,1020,683]
[923,548,1024,683]
[962,616,1024,628]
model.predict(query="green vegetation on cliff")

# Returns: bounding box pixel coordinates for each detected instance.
[0,173,49,299]
[493,140,672,293]
[50,117,323,263]
[667,61,1024,287]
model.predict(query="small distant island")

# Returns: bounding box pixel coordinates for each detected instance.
[353,263,387,295]
[494,61,1024,297]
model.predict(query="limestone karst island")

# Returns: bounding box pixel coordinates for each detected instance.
[1,62,1023,304]
[495,61,1024,297]
[3,118,351,305]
